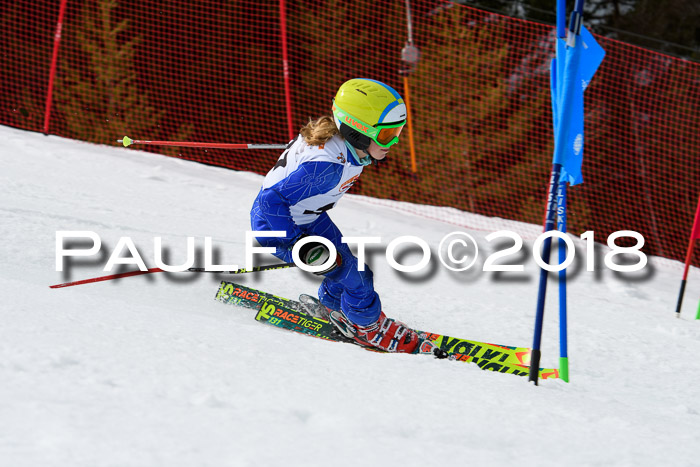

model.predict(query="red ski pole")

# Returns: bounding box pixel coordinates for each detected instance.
[675,192,700,317]
[117,135,287,150]
[49,262,297,289]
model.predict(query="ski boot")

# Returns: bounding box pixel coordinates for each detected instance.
[329,308,447,357]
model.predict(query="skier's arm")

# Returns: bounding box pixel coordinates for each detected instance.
[259,161,343,243]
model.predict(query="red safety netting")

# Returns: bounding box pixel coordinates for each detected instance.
[2,0,699,265]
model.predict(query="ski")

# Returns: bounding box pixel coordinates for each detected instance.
[215,281,559,380]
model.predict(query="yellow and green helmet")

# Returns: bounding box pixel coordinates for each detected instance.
[332,78,407,151]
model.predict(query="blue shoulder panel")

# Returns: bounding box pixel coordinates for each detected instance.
[269,161,343,204]
[253,161,344,242]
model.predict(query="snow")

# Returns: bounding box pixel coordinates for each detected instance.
[2,125,700,467]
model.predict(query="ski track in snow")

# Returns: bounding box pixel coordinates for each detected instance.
[2,126,700,467]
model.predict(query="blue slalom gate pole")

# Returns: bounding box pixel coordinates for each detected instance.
[556,0,570,383]
[568,0,586,40]
[528,164,562,384]
[557,0,566,38]
[557,181,569,382]
[528,0,586,385]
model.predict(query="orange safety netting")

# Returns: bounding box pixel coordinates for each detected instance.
[2,0,699,265]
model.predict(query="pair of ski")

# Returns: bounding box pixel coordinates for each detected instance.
[215,281,559,380]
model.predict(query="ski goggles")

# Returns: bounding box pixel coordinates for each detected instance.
[333,105,406,148]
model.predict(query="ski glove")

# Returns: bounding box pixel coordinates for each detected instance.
[295,235,342,276]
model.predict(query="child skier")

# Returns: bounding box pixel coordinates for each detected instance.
[251,78,428,354]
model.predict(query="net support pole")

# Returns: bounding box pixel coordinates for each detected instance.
[279,0,295,140]
[402,0,419,173]
[403,77,418,173]
[43,0,68,134]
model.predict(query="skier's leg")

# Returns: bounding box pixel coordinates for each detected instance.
[303,213,381,326]
[253,208,425,354]
[250,196,294,263]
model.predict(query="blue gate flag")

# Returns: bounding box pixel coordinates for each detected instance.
[550,26,605,185]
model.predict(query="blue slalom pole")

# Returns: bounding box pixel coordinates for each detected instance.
[529,0,586,385]
[557,0,566,38]
[528,164,562,384]
[557,182,569,382]
[557,0,570,384]
[555,0,566,104]
[568,0,586,40]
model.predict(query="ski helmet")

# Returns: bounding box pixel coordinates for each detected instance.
[332,78,407,152]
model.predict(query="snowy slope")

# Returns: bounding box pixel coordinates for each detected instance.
[2,125,700,467]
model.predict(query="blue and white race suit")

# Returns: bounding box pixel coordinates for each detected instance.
[250,134,380,326]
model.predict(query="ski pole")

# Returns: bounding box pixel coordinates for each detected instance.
[49,262,297,289]
[117,135,287,150]
[675,192,700,317]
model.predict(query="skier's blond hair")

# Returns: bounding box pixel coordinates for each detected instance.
[300,116,338,146]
